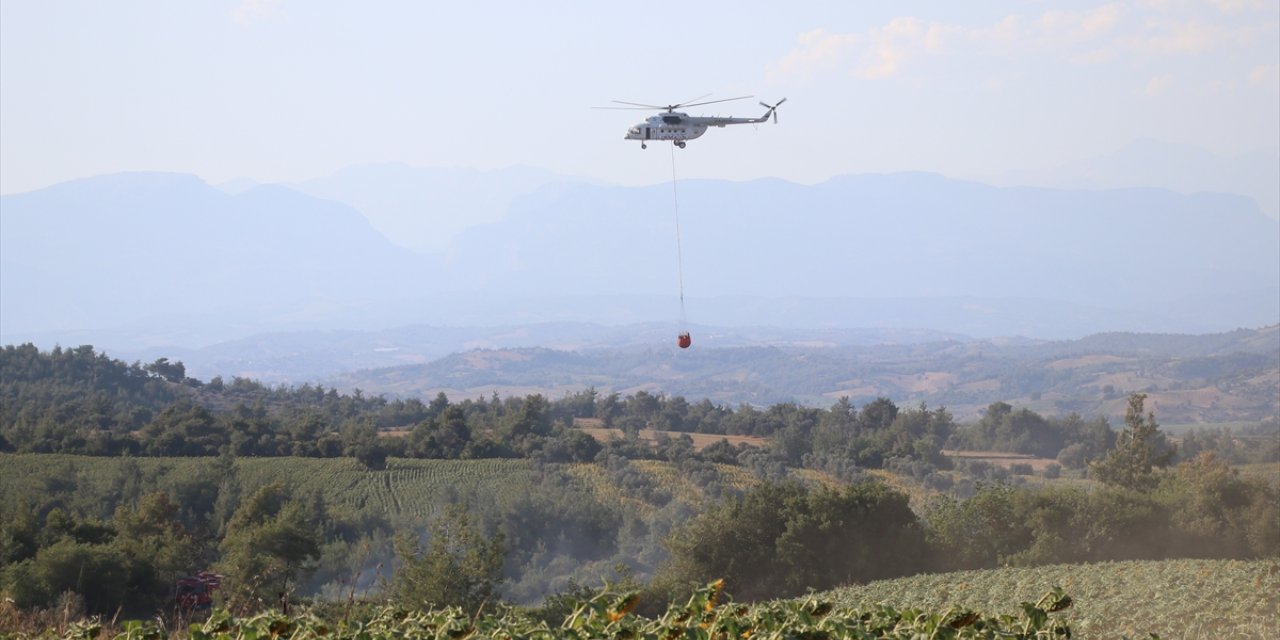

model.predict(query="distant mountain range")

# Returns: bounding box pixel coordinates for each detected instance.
[1,173,422,343]
[2,164,1277,354]
[994,137,1280,219]
[288,163,582,252]
[441,172,1278,309]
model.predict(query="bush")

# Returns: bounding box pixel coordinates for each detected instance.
[659,481,926,601]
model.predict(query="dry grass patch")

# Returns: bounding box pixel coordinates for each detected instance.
[573,419,769,452]
[944,449,1059,471]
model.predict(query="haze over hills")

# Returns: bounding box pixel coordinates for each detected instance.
[121,317,1277,426]
[993,138,1280,219]
[445,172,1278,308]
[321,325,1279,425]
[0,172,426,344]
[1,164,1277,358]
[289,163,581,252]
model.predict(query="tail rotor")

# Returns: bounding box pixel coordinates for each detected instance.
[760,98,787,124]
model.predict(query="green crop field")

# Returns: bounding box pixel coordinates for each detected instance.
[234,456,544,519]
[0,454,545,523]
[0,454,779,524]
[818,558,1280,639]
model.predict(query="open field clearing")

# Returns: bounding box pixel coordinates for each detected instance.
[943,449,1060,471]
[573,418,770,451]
[819,558,1280,639]
[1236,462,1280,486]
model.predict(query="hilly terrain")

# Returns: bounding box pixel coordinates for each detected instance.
[0,173,426,344]
[290,163,580,251]
[325,325,1280,424]
[448,173,1279,309]
[995,137,1280,219]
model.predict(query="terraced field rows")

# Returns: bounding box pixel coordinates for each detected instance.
[0,454,544,522]
[224,458,543,520]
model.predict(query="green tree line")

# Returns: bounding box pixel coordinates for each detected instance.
[6,344,1275,470]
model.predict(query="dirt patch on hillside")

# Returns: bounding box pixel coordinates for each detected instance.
[884,372,957,393]
[1046,354,1130,370]
[574,419,768,452]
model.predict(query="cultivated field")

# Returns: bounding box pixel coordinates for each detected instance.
[0,453,769,522]
[820,558,1280,639]
[0,454,544,522]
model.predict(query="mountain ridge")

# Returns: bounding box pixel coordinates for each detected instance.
[2,169,1276,351]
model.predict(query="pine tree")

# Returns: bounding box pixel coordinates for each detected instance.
[393,504,505,612]
[1090,393,1176,491]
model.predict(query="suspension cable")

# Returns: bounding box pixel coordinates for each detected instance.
[670,143,687,327]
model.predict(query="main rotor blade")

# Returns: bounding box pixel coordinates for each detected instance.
[680,95,753,109]
[593,105,660,110]
[673,94,712,108]
[611,100,665,109]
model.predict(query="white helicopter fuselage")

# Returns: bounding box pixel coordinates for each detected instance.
[624,107,776,148]
[625,112,709,144]
[610,98,784,149]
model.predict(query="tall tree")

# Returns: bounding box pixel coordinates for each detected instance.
[392,504,505,613]
[217,483,321,610]
[1091,393,1176,491]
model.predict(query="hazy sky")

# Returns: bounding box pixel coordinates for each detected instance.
[2,1,1277,193]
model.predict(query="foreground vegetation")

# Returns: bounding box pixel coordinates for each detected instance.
[3,580,1079,639]
[5,558,1275,639]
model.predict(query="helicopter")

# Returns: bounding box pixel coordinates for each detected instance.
[598,95,786,149]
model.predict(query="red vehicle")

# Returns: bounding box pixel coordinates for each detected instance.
[176,571,222,609]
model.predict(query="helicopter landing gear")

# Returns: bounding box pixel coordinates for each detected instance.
[641,143,647,149]
[675,141,686,149]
